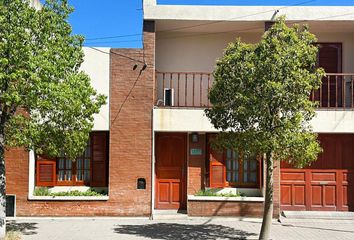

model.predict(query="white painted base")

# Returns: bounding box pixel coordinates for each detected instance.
[28,196,109,201]
[188,195,264,202]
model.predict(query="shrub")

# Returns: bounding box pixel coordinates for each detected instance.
[195,189,242,197]
[33,187,107,197]
[33,187,50,196]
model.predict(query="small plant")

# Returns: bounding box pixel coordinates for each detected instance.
[51,189,106,197]
[33,187,50,196]
[33,187,107,197]
[195,189,241,197]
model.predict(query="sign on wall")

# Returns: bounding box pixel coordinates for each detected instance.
[190,148,202,156]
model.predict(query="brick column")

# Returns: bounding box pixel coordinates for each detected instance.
[109,20,155,216]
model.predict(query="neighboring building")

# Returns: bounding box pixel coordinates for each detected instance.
[30,0,41,10]
[5,0,354,217]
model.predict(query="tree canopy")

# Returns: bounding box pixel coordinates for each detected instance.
[206,17,323,167]
[0,0,106,158]
[205,17,324,240]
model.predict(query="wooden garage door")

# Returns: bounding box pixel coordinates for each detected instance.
[281,134,354,211]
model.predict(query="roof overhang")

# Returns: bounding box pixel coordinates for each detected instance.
[144,4,354,22]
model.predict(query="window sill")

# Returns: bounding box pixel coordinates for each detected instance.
[188,195,264,202]
[28,195,109,201]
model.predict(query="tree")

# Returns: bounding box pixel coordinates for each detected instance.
[205,17,323,240]
[0,0,106,237]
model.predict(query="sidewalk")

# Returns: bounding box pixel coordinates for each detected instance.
[6,217,354,240]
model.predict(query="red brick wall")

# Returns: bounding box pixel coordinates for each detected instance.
[188,200,264,217]
[273,160,281,218]
[5,20,155,216]
[188,133,206,195]
[188,200,280,217]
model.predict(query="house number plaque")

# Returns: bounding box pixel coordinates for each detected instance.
[190,148,202,156]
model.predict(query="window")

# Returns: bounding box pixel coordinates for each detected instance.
[209,140,260,188]
[57,140,91,185]
[226,149,239,183]
[35,131,109,187]
[225,149,258,187]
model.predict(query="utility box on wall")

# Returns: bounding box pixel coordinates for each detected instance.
[137,178,146,190]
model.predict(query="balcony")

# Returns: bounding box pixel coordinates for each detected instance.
[155,71,213,108]
[155,72,354,109]
[311,73,354,109]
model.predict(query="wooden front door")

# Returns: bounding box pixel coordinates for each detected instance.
[317,43,342,107]
[155,133,187,209]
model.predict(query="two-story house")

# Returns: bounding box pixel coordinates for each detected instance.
[5,0,354,218]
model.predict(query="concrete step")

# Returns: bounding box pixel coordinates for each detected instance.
[153,210,188,220]
[282,211,354,220]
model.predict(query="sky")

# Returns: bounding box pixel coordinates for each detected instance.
[67,0,354,48]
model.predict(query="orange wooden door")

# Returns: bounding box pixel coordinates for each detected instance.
[155,133,187,209]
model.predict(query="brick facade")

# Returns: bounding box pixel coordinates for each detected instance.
[5,18,282,218]
[188,200,280,217]
[187,133,206,195]
[5,20,156,217]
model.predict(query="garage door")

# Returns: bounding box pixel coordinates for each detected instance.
[280,134,354,211]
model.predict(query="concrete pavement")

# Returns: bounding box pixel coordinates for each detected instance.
[6,217,354,240]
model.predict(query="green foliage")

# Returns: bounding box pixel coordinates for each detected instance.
[33,187,107,197]
[205,17,323,168]
[195,189,242,197]
[33,187,51,196]
[0,0,106,158]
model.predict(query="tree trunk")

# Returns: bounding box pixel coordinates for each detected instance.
[259,152,274,240]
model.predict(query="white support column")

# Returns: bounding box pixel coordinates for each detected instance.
[28,150,36,198]
[151,113,156,219]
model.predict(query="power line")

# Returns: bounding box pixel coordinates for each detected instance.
[82,0,314,44]
[85,8,354,48]
[157,11,354,41]
[88,47,146,64]
[85,33,143,42]
[158,0,316,33]
[85,39,142,45]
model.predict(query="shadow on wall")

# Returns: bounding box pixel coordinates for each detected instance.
[6,221,38,235]
[113,223,256,240]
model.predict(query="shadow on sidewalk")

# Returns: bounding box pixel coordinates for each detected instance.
[113,223,256,240]
[6,221,38,235]
[281,223,354,234]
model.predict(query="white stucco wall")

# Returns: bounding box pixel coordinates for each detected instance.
[153,108,354,133]
[156,31,354,73]
[81,47,110,131]
[156,32,262,73]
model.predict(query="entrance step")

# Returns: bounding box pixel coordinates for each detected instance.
[153,210,188,220]
[282,211,354,220]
